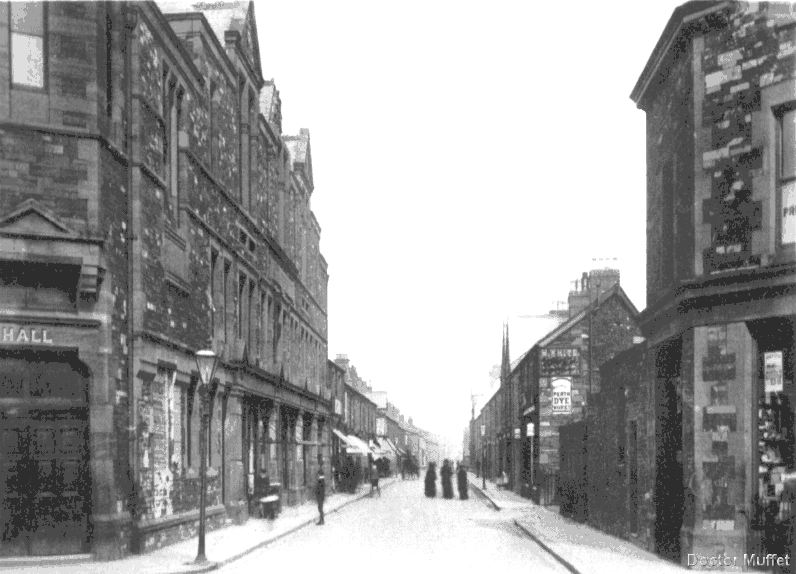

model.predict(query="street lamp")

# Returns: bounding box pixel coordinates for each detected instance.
[480,424,486,490]
[194,349,218,564]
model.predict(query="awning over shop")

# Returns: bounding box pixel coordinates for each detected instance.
[369,439,391,458]
[382,438,401,456]
[346,434,373,456]
[334,430,371,456]
[332,428,349,442]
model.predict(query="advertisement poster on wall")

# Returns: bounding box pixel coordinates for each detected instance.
[552,378,572,415]
[783,181,796,245]
[765,351,784,393]
[540,348,580,376]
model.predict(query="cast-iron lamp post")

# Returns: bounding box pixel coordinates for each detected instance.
[194,349,218,564]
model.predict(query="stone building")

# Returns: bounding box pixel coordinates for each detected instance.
[558,344,655,543]
[473,269,640,502]
[0,0,330,560]
[517,272,640,504]
[627,0,796,565]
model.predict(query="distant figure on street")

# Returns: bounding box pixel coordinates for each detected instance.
[369,462,381,497]
[441,459,454,499]
[424,462,437,498]
[315,466,326,525]
[457,464,468,500]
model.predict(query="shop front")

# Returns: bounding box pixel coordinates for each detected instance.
[746,318,795,566]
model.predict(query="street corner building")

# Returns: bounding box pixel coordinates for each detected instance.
[0,0,333,561]
[554,1,796,568]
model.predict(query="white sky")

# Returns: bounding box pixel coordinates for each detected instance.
[256,0,684,448]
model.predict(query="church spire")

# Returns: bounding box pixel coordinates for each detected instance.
[500,322,511,385]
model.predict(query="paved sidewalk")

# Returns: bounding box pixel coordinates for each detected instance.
[7,478,397,574]
[467,473,687,574]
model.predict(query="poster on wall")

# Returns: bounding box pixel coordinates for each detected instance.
[765,351,784,393]
[552,378,572,415]
[782,181,796,245]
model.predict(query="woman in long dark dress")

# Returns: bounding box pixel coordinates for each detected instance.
[441,459,454,499]
[424,462,437,497]
[457,464,468,500]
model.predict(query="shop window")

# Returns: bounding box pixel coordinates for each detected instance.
[0,260,79,311]
[754,337,795,557]
[10,2,45,89]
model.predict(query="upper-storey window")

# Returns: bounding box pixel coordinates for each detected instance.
[10,2,45,89]
[779,107,796,249]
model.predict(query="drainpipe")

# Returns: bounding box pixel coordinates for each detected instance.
[124,2,139,527]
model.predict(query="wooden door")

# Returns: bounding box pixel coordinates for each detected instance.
[0,409,89,556]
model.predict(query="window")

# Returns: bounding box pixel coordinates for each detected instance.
[209,82,216,168]
[209,248,218,336]
[186,377,197,468]
[779,107,796,247]
[247,281,254,351]
[158,368,181,474]
[258,291,266,362]
[104,6,113,116]
[0,260,79,311]
[10,2,45,89]
[163,70,182,223]
[237,273,246,339]
[223,260,230,344]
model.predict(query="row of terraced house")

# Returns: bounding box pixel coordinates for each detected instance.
[0,0,423,562]
[472,1,796,568]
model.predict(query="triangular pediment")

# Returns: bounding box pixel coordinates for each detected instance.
[0,199,77,238]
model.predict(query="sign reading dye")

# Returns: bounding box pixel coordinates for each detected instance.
[1,325,54,345]
[551,378,572,415]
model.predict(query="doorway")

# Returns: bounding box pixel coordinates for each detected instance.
[654,339,684,563]
[0,351,90,557]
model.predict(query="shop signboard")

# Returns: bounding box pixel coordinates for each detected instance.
[540,348,580,376]
[765,351,784,393]
[526,422,535,436]
[552,378,572,415]
[514,427,521,439]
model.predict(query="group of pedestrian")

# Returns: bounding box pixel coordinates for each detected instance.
[424,459,468,500]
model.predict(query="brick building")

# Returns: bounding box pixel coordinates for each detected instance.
[517,272,640,504]
[0,1,331,559]
[624,1,796,565]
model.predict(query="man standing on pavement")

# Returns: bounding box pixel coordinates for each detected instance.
[369,461,381,497]
[315,463,326,525]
